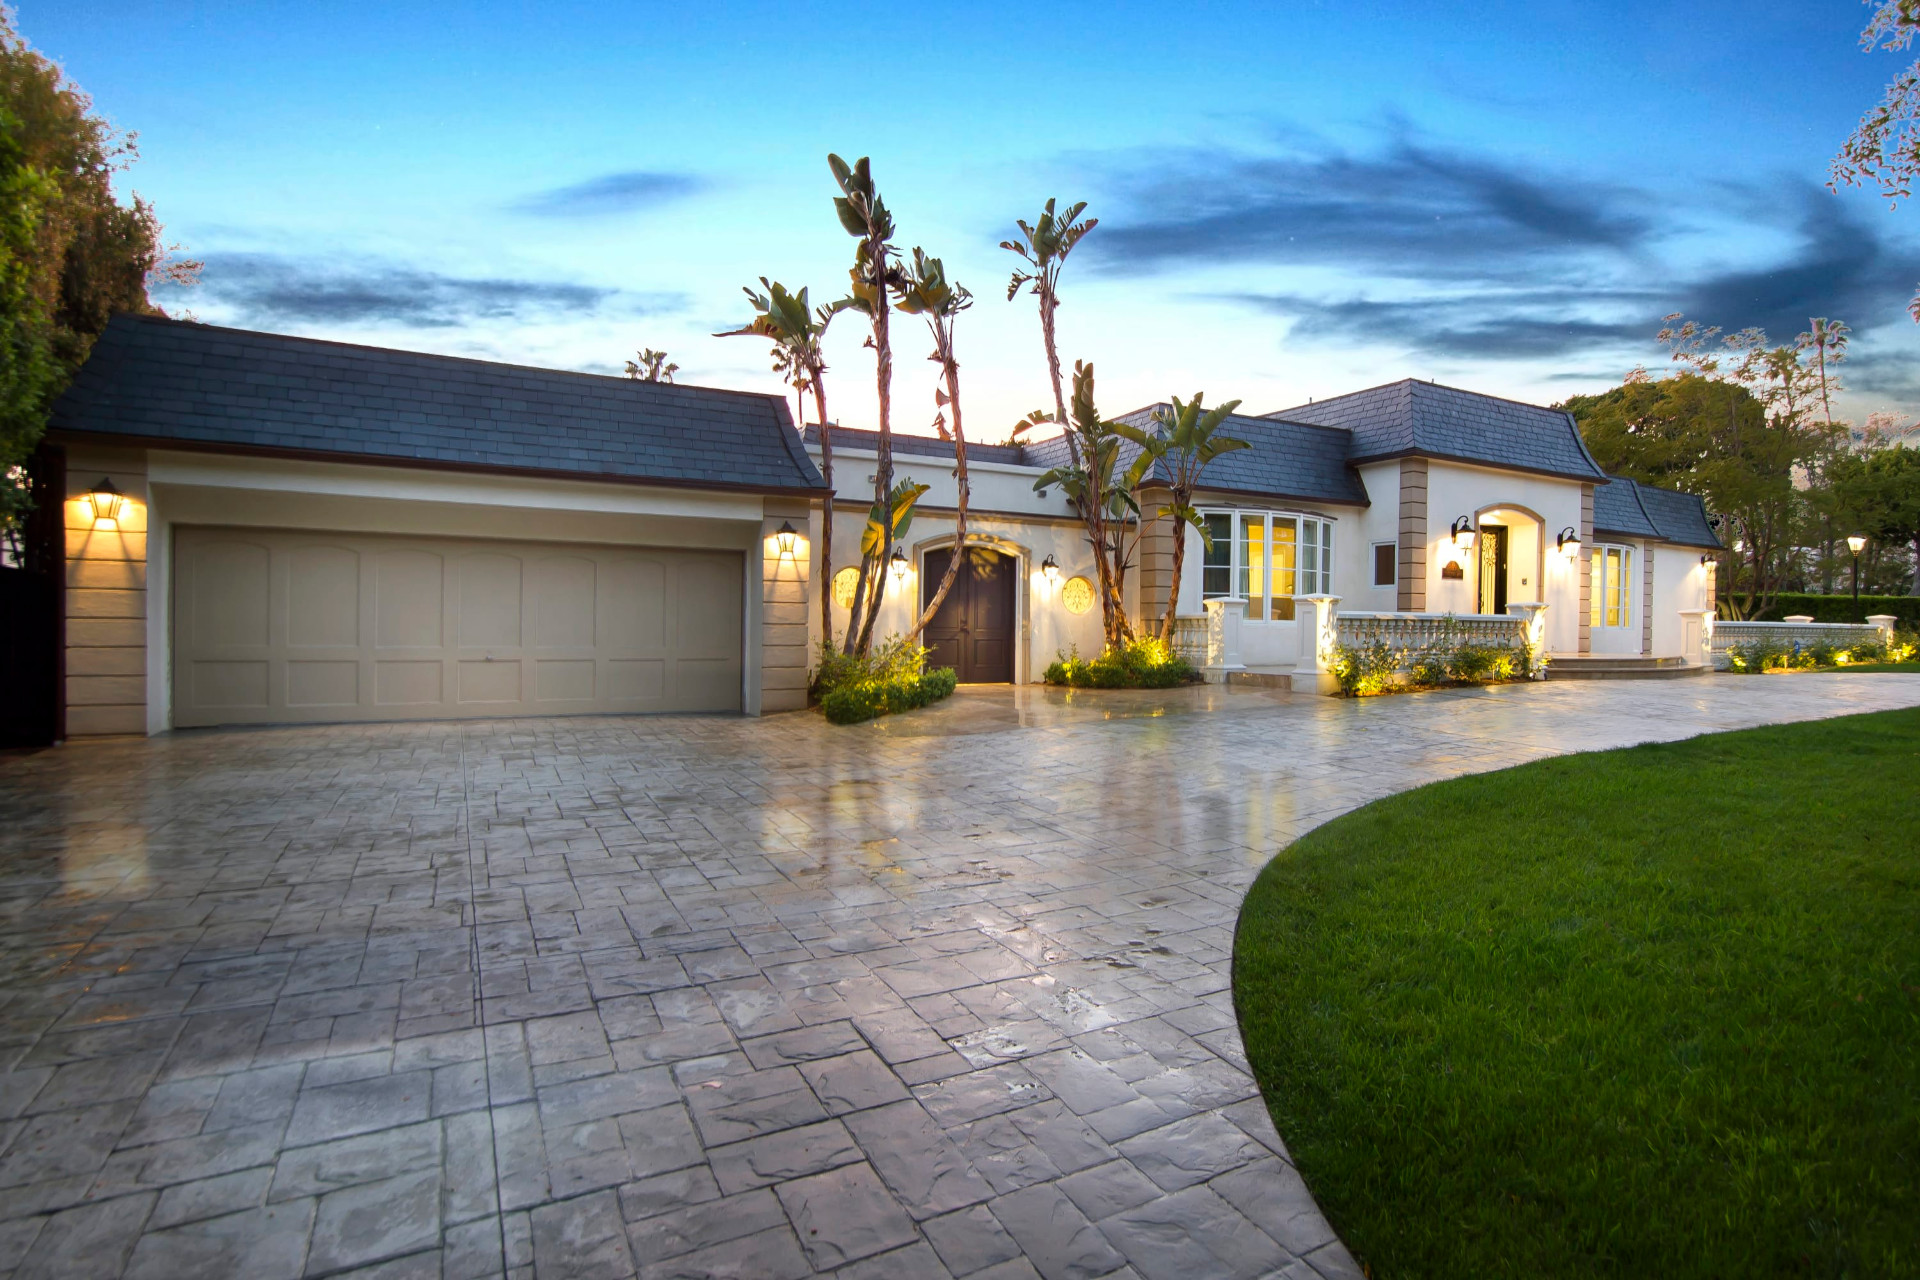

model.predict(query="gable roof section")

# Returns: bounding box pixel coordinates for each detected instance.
[1110,407,1369,507]
[1269,378,1607,482]
[51,315,827,494]
[801,424,1031,468]
[1593,474,1721,548]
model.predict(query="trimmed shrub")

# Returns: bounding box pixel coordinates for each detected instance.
[811,635,957,724]
[1044,637,1198,689]
[1752,593,1920,628]
[1331,639,1399,696]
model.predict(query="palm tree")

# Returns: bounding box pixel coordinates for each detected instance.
[830,154,904,656]
[893,248,974,639]
[717,281,841,646]
[1002,199,1097,440]
[1115,395,1249,643]
[1033,362,1136,648]
[624,348,678,382]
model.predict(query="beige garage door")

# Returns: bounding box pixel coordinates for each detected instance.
[173,527,743,727]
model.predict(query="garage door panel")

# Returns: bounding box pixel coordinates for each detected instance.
[175,528,742,727]
[288,546,359,647]
[459,552,523,650]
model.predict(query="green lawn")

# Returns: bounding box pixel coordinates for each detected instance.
[1833,662,1920,673]
[1233,709,1920,1279]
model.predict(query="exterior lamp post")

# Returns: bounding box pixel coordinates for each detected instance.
[774,520,799,558]
[1847,534,1866,604]
[84,478,126,525]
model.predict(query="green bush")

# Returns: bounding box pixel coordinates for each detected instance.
[811,635,957,724]
[1332,628,1530,697]
[1044,637,1197,689]
[1753,593,1920,628]
[1728,631,1916,673]
[1331,639,1400,696]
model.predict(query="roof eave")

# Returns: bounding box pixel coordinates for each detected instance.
[1347,447,1606,484]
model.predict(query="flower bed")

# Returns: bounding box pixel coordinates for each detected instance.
[1044,637,1198,689]
[1330,616,1539,696]
[1725,632,1917,674]
[811,636,958,725]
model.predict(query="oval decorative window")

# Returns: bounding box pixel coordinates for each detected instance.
[1061,575,1095,615]
[832,566,861,608]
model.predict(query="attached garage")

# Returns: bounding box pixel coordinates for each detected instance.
[173,527,743,727]
[45,315,824,735]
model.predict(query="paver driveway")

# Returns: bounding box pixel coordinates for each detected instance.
[2,674,1917,1280]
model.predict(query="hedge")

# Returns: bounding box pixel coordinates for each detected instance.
[1750,593,1920,627]
[819,668,958,725]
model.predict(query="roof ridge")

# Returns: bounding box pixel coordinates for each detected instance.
[115,312,790,407]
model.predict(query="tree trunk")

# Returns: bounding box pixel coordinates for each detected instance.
[853,247,894,656]
[907,334,967,641]
[813,379,835,651]
[1912,534,1920,596]
[1159,514,1187,644]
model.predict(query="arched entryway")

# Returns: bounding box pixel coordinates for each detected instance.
[922,545,1016,683]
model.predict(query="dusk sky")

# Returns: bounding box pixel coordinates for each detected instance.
[36,1,1920,438]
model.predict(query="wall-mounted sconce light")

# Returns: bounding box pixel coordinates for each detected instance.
[774,520,799,558]
[1040,553,1059,584]
[1450,516,1477,550]
[1555,526,1581,557]
[1700,554,1714,566]
[889,548,909,582]
[84,477,126,525]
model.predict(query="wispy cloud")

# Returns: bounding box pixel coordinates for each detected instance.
[172,253,686,328]
[510,170,707,218]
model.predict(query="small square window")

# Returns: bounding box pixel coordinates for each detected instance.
[1372,542,1397,587]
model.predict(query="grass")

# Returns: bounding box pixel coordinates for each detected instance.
[1232,709,1920,1279]
[1833,661,1920,673]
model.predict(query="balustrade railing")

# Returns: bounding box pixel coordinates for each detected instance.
[1707,618,1891,669]
[1336,611,1528,653]
[1171,616,1209,665]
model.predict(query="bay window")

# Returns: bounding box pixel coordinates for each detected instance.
[1198,509,1334,620]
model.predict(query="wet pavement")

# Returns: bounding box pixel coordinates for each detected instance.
[1,672,1916,1279]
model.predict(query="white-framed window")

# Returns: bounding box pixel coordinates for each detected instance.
[1590,544,1633,628]
[1199,509,1334,621]
[1371,541,1397,588]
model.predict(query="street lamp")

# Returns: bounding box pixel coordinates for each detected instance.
[1847,534,1866,604]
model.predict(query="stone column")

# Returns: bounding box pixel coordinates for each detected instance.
[1202,598,1246,683]
[1296,593,1341,695]
[760,498,812,714]
[1506,602,1548,679]
[64,445,149,736]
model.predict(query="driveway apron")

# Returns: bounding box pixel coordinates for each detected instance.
[1,674,1916,1279]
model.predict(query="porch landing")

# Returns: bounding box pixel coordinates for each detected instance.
[1545,655,1709,680]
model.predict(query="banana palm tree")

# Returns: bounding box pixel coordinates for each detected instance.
[1033,362,1137,647]
[893,248,974,640]
[717,280,841,645]
[1002,199,1097,439]
[830,154,904,656]
[1115,395,1249,643]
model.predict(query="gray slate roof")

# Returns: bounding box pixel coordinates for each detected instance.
[1606,476,1721,548]
[802,424,1030,468]
[51,315,827,494]
[1592,476,1660,540]
[1269,378,1607,481]
[1111,406,1370,507]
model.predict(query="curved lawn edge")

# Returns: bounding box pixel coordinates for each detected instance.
[1231,708,1920,1279]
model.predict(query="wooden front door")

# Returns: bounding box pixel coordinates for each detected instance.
[1477,523,1509,615]
[922,546,1016,683]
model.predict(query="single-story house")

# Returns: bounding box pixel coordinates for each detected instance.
[809,378,1720,684]
[37,316,1719,736]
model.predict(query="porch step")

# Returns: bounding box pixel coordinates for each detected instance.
[1226,670,1294,690]
[1544,655,1706,680]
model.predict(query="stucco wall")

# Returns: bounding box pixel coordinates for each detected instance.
[1423,462,1586,655]
[1651,544,1714,656]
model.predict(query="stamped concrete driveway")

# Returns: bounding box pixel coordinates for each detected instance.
[2,674,1918,1280]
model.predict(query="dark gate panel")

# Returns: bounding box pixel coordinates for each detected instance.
[921,547,1016,684]
[0,568,57,748]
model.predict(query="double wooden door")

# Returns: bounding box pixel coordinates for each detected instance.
[922,547,1016,683]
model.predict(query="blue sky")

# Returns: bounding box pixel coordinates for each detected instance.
[35,1,1920,436]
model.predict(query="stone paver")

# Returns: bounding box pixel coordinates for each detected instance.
[1,674,1915,1278]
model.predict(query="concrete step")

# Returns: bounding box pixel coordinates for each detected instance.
[1545,656,1707,680]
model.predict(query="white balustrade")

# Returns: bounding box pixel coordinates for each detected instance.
[1708,617,1898,669]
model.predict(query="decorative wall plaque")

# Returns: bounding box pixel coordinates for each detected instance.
[832,566,861,608]
[1061,575,1095,615]
[1441,561,1464,580]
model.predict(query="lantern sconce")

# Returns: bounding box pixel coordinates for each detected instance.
[1846,534,1867,556]
[1040,553,1060,584]
[773,520,799,558]
[889,547,909,582]
[1700,554,1714,566]
[1450,516,1477,550]
[1555,526,1581,557]
[84,477,127,526]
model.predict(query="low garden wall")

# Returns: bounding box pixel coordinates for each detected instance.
[1709,617,1897,671]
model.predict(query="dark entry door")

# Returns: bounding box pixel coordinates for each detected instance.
[1477,524,1509,615]
[922,547,1016,683]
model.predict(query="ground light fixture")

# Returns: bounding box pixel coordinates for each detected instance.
[84,477,126,525]
[889,547,909,582]
[1040,553,1060,584]
[1848,533,1866,602]
[1555,526,1581,557]
[774,520,799,558]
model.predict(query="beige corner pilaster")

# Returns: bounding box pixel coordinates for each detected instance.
[760,497,812,714]
[1397,459,1427,612]
[1578,484,1594,653]
[64,446,149,736]
[1137,503,1174,631]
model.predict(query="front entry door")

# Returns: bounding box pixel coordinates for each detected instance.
[1477,524,1509,615]
[922,546,1016,683]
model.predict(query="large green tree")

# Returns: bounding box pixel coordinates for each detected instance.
[0,12,194,545]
